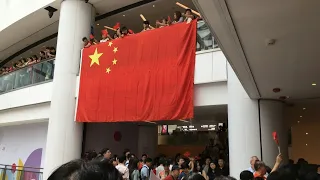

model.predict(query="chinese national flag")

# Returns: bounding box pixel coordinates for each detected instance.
[76,21,196,122]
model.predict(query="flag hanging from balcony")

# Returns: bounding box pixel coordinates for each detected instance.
[76,20,196,122]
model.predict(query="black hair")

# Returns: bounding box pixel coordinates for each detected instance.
[82,37,88,41]
[123,149,130,156]
[174,11,182,21]
[99,148,110,155]
[188,174,205,180]
[141,154,147,157]
[40,51,45,55]
[119,156,126,163]
[181,162,189,169]
[121,26,128,33]
[144,158,152,163]
[32,55,38,60]
[239,170,253,180]
[128,158,139,179]
[185,9,192,13]
[143,21,150,25]
[48,159,123,180]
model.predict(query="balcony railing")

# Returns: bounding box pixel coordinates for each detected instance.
[0,164,43,180]
[0,20,218,94]
[0,59,55,94]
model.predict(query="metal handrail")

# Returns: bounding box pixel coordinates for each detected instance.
[0,58,55,78]
[0,164,43,170]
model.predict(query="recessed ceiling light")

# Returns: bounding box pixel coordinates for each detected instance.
[303,108,306,110]
[312,83,316,86]
[153,5,155,7]
[123,14,125,17]
[97,23,99,26]
[306,133,308,135]
[297,121,300,123]
[300,116,302,118]
[306,144,308,146]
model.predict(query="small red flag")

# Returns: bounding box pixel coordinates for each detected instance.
[101,29,108,36]
[184,151,191,158]
[89,34,94,39]
[168,15,171,22]
[128,29,134,34]
[272,131,279,145]
[113,22,120,30]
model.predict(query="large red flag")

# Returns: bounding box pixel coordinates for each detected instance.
[76,21,196,122]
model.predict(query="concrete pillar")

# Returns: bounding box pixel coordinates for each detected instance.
[43,0,94,178]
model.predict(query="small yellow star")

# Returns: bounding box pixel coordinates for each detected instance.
[108,41,113,47]
[113,47,118,53]
[89,48,103,67]
[112,58,117,65]
[106,67,111,74]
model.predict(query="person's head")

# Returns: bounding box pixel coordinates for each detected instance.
[196,161,201,172]
[164,162,170,172]
[218,159,224,167]
[240,170,253,180]
[171,165,180,177]
[50,47,56,51]
[250,156,259,168]
[178,157,185,166]
[188,174,205,180]
[32,55,38,60]
[144,157,152,167]
[113,33,118,39]
[158,157,166,165]
[47,159,122,180]
[254,161,267,176]
[123,149,130,157]
[205,157,211,165]
[118,156,126,164]
[128,158,139,171]
[39,51,45,57]
[185,9,192,15]
[143,21,150,28]
[181,162,189,173]
[100,148,111,159]
[121,26,128,35]
[82,37,89,44]
[161,17,167,24]
[141,154,147,161]
[174,11,182,21]
[209,162,216,170]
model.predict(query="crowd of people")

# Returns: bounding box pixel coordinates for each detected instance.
[0,47,56,76]
[48,145,320,180]
[82,9,197,48]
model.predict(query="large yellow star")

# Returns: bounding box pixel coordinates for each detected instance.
[89,48,103,67]
[113,47,118,53]
[108,41,113,47]
[112,58,117,65]
[106,67,111,74]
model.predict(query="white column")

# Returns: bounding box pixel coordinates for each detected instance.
[260,100,288,166]
[43,1,94,178]
[227,64,261,177]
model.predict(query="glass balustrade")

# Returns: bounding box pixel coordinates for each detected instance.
[0,59,55,94]
[0,164,43,180]
[0,20,218,95]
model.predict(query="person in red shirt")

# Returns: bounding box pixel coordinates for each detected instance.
[164,165,180,180]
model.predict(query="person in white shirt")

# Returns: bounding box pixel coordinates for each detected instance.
[100,29,112,43]
[156,158,165,177]
[116,156,129,180]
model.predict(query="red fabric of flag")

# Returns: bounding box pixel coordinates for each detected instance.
[76,21,196,122]
[272,131,279,145]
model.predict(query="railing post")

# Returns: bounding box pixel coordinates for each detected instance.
[2,165,7,180]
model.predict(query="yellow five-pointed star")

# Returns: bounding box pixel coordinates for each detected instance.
[112,58,117,65]
[108,41,113,47]
[113,47,118,53]
[106,67,111,74]
[89,48,103,67]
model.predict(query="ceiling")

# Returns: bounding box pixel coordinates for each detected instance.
[193,0,320,100]
[0,0,197,67]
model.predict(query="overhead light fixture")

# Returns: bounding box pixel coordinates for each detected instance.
[182,126,188,128]
[123,14,126,17]
[189,125,194,128]
[306,144,308,146]
[312,83,316,86]
[303,108,306,110]
[297,121,300,123]
[97,23,99,26]
[201,125,208,128]
[153,5,155,7]
[300,116,302,118]
[306,133,308,135]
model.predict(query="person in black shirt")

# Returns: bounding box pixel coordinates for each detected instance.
[216,159,229,177]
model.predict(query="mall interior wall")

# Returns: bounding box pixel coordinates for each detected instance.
[0,122,48,168]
